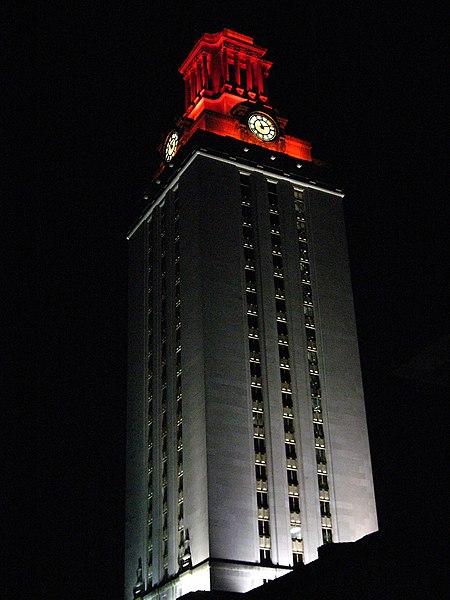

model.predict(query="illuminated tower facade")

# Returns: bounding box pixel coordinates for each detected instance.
[125,29,377,600]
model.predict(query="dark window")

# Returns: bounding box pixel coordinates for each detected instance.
[322,528,333,544]
[255,464,267,480]
[287,469,298,485]
[249,337,260,353]
[316,449,327,464]
[280,368,291,383]
[276,298,286,312]
[300,263,310,281]
[285,443,297,459]
[282,393,293,408]
[270,213,280,227]
[251,386,263,401]
[289,496,300,512]
[260,549,271,564]
[248,315,259,329]
[318,474,329,490]
[271,233,281,246]
[320,501,331,517]
[279,346,290,360]
[277,322,288,335]
[302,283,313,301]
[274,276,284,290]
[258,520,270,536]
[310,375,321,393]
[250,362,261,377]
[284,418,295,434]
[254,438,266,453]
[246,290,258,306]
[242,205,252,221]
[246,269,256,283]
[257,492,269,509]
[314,423,324,438]
[244,247,254,260]
[273,254,283,268]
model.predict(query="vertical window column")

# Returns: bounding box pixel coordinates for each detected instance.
[146,217,154,588]
[294,189,333,544]
[240,172,271,565]
[268,181,303,565]
[173,189,190,571]
[160,203,169,579]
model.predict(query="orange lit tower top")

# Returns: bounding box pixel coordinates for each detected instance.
[158,29,312,172]
[179,28,272,117]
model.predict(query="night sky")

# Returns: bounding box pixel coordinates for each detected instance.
[31,3,447,598]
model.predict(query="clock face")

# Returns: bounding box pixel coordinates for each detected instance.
[163,130,179,162]
[247,112,278,142]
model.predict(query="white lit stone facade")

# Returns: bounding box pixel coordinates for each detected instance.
[125,150,378,599]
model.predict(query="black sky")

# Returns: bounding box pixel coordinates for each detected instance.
[30,3,448,598]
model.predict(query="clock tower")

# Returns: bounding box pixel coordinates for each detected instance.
[125,29,378,600]
[158,29,311,174]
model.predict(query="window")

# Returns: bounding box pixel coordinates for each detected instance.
[284,418,295,434]
[280,368,291,384]
[260,549,271,564]
[287,469,298,485]
[258,520,270,536]
[250,362,261,377]
[257,492,269,509]
[273,254,283,269]
[296,220,307,239]
[251,386,263,402]
[244,246,254,260]
[248,314,258,329]
[253,412,264,430]
[316,449,327,464]
[314,423,324,438]
[254,438,266,453]
[279,345,290,361]
[318,474,329,490]
[282,393,293,408]
[320,501,331,518]
[304,305,315,327]
[242,205,252,222]
[277,321,288,335]
[246,269,256,284]
[249,337,260,353]
[310,375,321,394]
[255,464,267,481]
[322,528,333,544]
[289,496,300,512]
[302,283,313,302]
[270,213,280,227]
[276,298,286,312]
[299,242,309,261]
[307,333,316,349]
[285,443,297,459]
[300,262,310,282]
[271,233,281,246]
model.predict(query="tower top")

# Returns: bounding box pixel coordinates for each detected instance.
[156,29,312,176]
[179,28,272,115]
